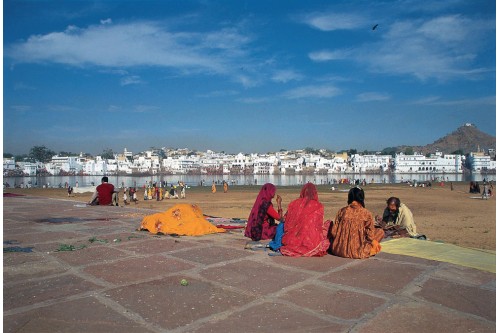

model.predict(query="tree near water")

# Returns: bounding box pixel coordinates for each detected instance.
[101,148,115,160]
[29,145,55,163]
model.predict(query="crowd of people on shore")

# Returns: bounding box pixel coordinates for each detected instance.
[245,182,425,259]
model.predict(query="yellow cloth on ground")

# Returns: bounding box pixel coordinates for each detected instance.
[381,238,495,273]
[140,204,225,236]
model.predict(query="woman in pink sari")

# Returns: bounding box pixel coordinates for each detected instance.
[245,183,283,241]
[280,183,331,257]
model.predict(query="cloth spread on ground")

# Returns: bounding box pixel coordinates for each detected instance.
[204,215,247,230]
[381,238,495,273]
[140,204,225,236]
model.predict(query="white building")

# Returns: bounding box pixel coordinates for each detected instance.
[467,153,494,172]
[84,156,107,175]
[350,154,392,172]
[3,158,16,171]
[394,152,462,173]
[46,156,84,174]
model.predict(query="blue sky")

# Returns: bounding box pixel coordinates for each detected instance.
[3,0,496,155]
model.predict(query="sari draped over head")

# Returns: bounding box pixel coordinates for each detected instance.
[280,183,330,257]
[245,183,277,241]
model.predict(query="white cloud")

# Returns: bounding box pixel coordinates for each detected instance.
[6,21,255,84]
[238,97,270,104]
[100,18,112,25]
[364,15,494,80]
[411,95,495,106]
[133,105,160,113]
[356,92,390,102]
[283,85,340,99]
[47,105,79,112]
[11,105,32,112]
[271,70,303,83]
[301,12,366,31]
[308,49,351,62]
[120,75,143,86]
[197,90,240,98]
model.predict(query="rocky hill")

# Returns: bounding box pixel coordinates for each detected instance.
[400,124,495,155]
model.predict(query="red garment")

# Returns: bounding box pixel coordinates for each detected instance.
[245,183,280,241]
[280,183,330,257]
[96,182,115,205]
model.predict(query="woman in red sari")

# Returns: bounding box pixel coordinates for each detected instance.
[245,183,283,241]
[279,183,331,257]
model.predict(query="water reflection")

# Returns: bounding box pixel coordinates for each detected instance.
[4,172,495,188]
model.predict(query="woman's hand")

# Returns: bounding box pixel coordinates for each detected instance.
[276,194,282,206]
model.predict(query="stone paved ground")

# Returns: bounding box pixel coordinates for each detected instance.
[3,196,496,333]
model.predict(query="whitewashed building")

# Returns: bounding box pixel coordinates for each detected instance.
[350,154,392,172]
[394,152,463,173]
[467,153,494,172]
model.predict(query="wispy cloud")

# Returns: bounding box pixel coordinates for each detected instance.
[47,105,79,112]
[357,92,390,102]
[271,70,303,83]
[283,84,340,99]
[133,105,160,113]
[363,15,494,81]
[6,20,256,85]
[300,12,366,31]
[11,105,32,112]
[308,50,352,62]
[411,95,495,106]
[238,97,271,104]
[120,75,143,86]
[13,82,36,90]
[197,90,240,98]
[305,14,494,81]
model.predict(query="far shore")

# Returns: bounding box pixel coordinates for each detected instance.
[4,182,496,251]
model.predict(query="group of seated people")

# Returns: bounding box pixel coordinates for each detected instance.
[245,183,422,259]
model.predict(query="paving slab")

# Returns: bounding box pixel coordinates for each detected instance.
[115,237,199,255]
[51,245,130,266]
[3,297,152,333]
[356,300,495,333]
[279,283,387,320]
[106,275,256,330]
[170,245,253,265]
[414,278,496,321]
[320,257,426,294]
[200,260,313,295]
[4,274,103,311]
[270,254,352,273]
[188,301,348,333]
[83,255,196,285]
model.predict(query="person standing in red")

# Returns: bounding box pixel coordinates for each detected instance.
[245,183,283,241]
[88,177,118,206]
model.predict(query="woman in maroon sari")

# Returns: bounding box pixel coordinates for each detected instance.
[245,183,283,241]
[280,183,331,257]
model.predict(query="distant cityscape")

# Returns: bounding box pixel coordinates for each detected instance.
[3,145,496,178]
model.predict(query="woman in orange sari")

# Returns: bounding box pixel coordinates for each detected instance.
[330,187,384,259]
[279,183,331,257]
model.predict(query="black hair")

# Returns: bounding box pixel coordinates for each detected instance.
[348,187,365,207]
[102,176,109,183]
[386,197,401,208]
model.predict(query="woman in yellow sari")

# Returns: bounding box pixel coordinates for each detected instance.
[212,181,217,193]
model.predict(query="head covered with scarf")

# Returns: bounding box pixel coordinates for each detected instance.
[245,183,276,241]
[300,182,319,202]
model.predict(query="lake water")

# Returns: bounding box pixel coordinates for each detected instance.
[4,172,495,188]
